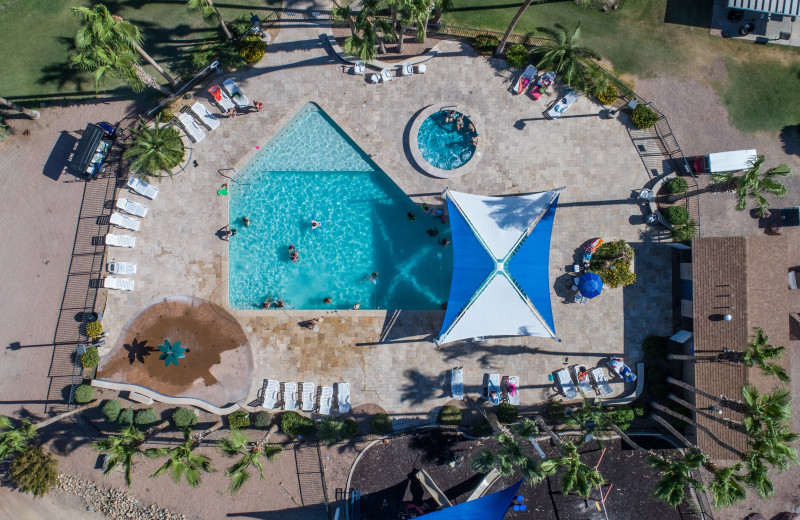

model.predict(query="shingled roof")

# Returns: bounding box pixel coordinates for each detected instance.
[690,235,790,460]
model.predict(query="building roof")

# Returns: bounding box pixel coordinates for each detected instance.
[728,0,800,16]
[691,235,790,459]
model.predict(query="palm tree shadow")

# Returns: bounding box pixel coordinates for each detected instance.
[124,337,156,364]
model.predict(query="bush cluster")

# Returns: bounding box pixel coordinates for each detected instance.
[505,44,530,69]
[134,408,157,426]
[252,410,272,429]
[318,418,347,445]
[371,413,393,435]
[74,384,94,403]
[281,411,316,438]
[85,321,103,338]
[192,40,246,71]
[667,177,688,195]
[117,408,134,426]
[344,419,360,438]
[81,347,99,368]
[227,410,251,429]
[663,205,689,226]
[642,336,667,359]
[497,403,518,424]
[438,405,462,425]
[238,35,266,64]
[631,103,658,129]
[471,34,499,54]
[172,407,198,430]
[102,400,121,422]
[588,239,636,288]
[595,85,617,105]
[228,14,252,38]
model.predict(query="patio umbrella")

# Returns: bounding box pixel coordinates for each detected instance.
[577,272,603,299]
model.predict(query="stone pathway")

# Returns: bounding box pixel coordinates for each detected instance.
[101,0,672,420]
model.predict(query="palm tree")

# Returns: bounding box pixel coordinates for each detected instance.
[0,96,40,119]
[471,420,545,483]
[748,421,799,472]
[0,416,37,461]
[665,377,722,402]
[218,430,282,493]
[651,414,695,449]
[187,0,233,40]
[71,5,176,89]
[647,448,706,507]
[742,327,789,382]
[493,0,544,57]
[715,155,792,217]
[146,429,213,488]
[743,449,774,499]
[705,461,746,508]
[92,424,146,487]
[337,0,396,61]
[124,115,185,180]
[741,385,792,437]
[9,446,59,497]
[535,22,600,92]
[430,0,453,25]
[540,440,604,499]
[393,0,430,54]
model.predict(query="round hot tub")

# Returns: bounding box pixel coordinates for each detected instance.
[409,103,484,179]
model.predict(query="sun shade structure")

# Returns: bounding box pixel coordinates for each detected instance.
[419,479,524,519]
[437,188,562,345]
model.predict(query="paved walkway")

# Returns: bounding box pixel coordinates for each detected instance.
[100,0,672,420]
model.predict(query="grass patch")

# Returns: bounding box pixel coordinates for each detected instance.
[721,59,800,133]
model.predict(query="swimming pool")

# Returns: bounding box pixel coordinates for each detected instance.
[228,103,453,310]
[417,111,476,170]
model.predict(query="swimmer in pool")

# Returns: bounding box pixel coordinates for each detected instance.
[312,220,322,229]
[289,244,299,262]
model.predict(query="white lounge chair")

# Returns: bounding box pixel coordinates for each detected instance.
[450,368,463,401]
[380,68,393,82]
[556,368,578,400]
[207,84,235,112]
[105,234,136,248]
[415,64,426,74]
[108,262,136,275]
[283,382,298,410]
[301,382,316,412]
[126,177,159,199]
[337,382,350,413]
[590,368,613,397]
[263,379,279,409]
[177,112,206,143]
[790,271,798,290]
[573,365,593,395]
[223,78,250,109]
[505,376,520,406]
[319,386,333,415]
[104,276,135,291]
[353,60,365,75]
[190,102,220,130]
[400,63,413,76]
[547,89,578,119]
[109,212,140,231]
[116,198,148,218]
[487,373,501,405]
[511,64,537,94]
[368,73,380,84]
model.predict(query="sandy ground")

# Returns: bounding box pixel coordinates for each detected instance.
[0,485,107,520]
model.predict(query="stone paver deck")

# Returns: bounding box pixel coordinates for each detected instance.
[100,0,672,421]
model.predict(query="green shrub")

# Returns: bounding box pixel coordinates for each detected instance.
[238,35,266,64]
[229,14,252,38]
[471,34,499,54]
[281,412,316,438]
[631,103,658,129]
[192,40,246,71]
[172,407,198,430]
[85,321,103,338]
[505,43,530,69]
[609,408,635,429]
[595,85,617,105]
[547,401,565,420]
[74,384,93,403]
[101,400,121,422]
[343,419,360,438]
[81,347,99,368]
[10,446,59,498]
[497,403,518,424]
[663,205,689,226]
[588,239,636,288]
[371,413,393,435]
[438,406,462,425]
[642,336,667,359]
[134,408,157,426]
[633,405,645,417]
[227,410,250,430]
[117,408,134,426]
[671,219,698,243]
[667,177,688,195]
[318,418,346,445]
[252,411,272,429]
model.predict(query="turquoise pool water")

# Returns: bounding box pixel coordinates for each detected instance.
[417,111,476,170]
[229,104,453,310]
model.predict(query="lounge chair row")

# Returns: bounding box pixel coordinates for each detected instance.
[262,380,350,415]
[357,61,426,84]
[207,79,250,113]
[175,101,221,144]
[555,363,618,400]
[449,369,520,405]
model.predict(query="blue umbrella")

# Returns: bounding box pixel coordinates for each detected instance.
[577,272,603,299]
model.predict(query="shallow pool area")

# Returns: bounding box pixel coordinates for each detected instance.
[228,103,453,310]
[417,111,476,170]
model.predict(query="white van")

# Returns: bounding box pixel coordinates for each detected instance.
[693,149,757,174]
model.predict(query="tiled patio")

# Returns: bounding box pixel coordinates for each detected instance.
[100,0,673,421]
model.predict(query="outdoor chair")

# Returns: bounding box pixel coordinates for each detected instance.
[263,379,279,409]
[511,64,537,95]
[415,64,426,74]
[283,382,298,410]
[608,357,637,383]
[555,368,578,399]
[504,375,519,405]
[105,234,136,248]
[189,102,220,130]
[116,198,148,218]
[790,271,798,290]
[104,276,135,291]
[127,177,158,199]
[319,386,333,415]
[450,368,463,400]
[590,367,613,396]
[353,60,365,75]
[380,68,393,82]
[207,84,235,112]
[177,112,206,143]
[223,78,250,109]
[573,365,593,395]
[487,373,501,405]
[546,89,578,119]
[301,382,316,412]
[109,212,140,232]
[108,262,137,275]
[400,63,413,76]
[337,382,351,413]
[368,73,380,84]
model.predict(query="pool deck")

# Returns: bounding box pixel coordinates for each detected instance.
[101,0,672,423]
